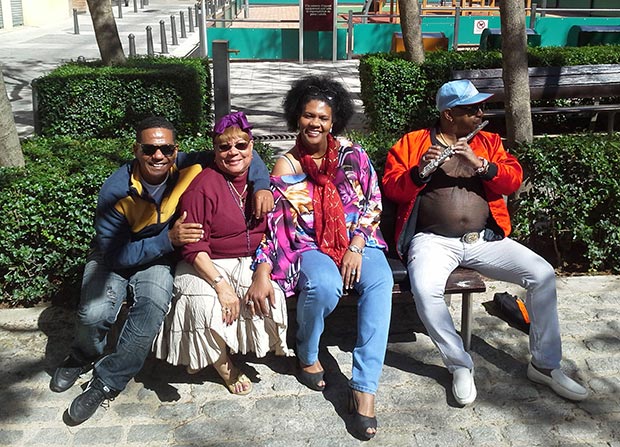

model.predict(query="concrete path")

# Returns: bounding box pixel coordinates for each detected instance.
[1,275,619,446]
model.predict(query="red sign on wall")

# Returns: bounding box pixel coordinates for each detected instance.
[303,0,334,32]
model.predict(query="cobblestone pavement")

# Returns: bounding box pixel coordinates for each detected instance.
[1,275,619,446]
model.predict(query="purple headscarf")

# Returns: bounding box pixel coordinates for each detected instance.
[213,111,253,139]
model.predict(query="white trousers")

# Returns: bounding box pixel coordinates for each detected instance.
[407,232,562,372]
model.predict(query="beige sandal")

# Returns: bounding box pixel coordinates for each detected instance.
[223,371,253,395]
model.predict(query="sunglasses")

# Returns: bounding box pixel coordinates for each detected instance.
[305,85,335,101]
[140,144,176,157]
[453,104,485,115]
[218,141,250,152]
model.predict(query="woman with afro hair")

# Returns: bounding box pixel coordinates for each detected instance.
[252,75,393,439]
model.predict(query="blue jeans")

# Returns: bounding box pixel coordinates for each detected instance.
[72,251,173,392]
[296,248,393,394]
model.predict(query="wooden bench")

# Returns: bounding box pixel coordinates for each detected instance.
[452,64,620,133]
[335,200,487,351]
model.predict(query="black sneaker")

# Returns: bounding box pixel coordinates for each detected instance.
[50,355,90,393]
[68,378,115,423]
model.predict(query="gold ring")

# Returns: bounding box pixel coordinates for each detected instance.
[351,270,357,275]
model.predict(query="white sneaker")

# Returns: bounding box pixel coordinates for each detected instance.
[527,363,589,401]
[452,367,477,405]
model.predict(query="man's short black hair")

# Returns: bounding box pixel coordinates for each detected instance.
[135,116,177,142]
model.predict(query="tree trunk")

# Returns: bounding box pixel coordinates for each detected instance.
[399,0,425,64]
[0,72,25,168]
[86,0,126,66]
[499,0,532,147]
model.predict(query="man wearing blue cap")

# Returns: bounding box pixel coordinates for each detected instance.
[382,80,588,406]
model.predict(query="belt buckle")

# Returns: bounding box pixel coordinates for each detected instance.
[462,232,480,244]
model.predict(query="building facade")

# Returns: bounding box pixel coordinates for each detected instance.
[0,0,85,30]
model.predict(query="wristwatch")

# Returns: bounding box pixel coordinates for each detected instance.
[475,158,489,176]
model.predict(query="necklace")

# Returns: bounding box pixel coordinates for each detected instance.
[436,131,453,148]
[226,180,248,209]
[225,178,252,252]
[311,152,326,160]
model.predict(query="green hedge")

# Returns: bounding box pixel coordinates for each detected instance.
[0,137,275,307]
[360,45,620,136]
[33,57,212,139]
[511,133,620,273]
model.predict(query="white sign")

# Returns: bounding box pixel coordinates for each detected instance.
[474,19,488,35]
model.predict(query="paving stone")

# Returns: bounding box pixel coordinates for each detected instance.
[28,427,72,445]
[414,428,471,446]
[73,426,124,444]
[468,425,505,446]
[126,424,174,443]
[0,430,24,446]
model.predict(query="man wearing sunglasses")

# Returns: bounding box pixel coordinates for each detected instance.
[382,80,588,406]
[50,116,273,423]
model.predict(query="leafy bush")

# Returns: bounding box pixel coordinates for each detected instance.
[511,133,620,273]
[360,45,620,136]
[34,57,212,139]
[0,137,276,307]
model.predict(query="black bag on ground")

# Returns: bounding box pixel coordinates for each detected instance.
[493,292,530,334]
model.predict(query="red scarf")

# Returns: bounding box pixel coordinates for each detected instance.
[296,134,349,266]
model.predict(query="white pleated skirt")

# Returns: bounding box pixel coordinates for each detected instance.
[153,257,293,371]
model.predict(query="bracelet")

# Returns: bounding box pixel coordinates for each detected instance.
[211,275,224,288]
[348,244,365,255]
[475,158,489,176]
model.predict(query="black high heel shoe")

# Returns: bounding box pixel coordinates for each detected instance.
[348,388,377,440]
[297,365,325,391]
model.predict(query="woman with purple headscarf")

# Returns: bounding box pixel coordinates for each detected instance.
[154,112,291,395]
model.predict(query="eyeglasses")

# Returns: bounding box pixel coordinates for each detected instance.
[140,144,176,157]
[453,104,485,115]
[218,141,250,152]
[305,85,335,101]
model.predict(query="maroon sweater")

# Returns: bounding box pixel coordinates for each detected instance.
[179,166,266,263]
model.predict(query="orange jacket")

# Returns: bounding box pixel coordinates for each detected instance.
[382,128,523,258]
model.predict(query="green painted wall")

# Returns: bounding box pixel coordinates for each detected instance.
[535,17,620,45]
[207,28,348,59]
[206,15,620,59]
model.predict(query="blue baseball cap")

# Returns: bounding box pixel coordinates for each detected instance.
[436,80,493,112]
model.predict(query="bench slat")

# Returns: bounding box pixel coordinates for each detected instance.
[452,64,620,102]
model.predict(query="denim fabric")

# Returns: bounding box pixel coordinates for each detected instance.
[72,251,173,391]
[296,248,393,394]
[407,233,562,372]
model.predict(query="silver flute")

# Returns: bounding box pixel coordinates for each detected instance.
[420,120,489,178]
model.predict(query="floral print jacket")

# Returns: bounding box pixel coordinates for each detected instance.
[254,139,387,297]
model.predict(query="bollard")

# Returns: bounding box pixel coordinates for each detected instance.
[128,33,136,57]
[188,7,194,33]
[146,26,155,56]
[170,16,179,45]
[73,8,80,35]
[140,0,144,9]
[180,11,187,38]
[133,0,138,13]
[159,20,169,54]
[195,4,200,27]
[118,0,122,19]
[144,0,149,5]
[212,40,236,121]
[197,8,206,57]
